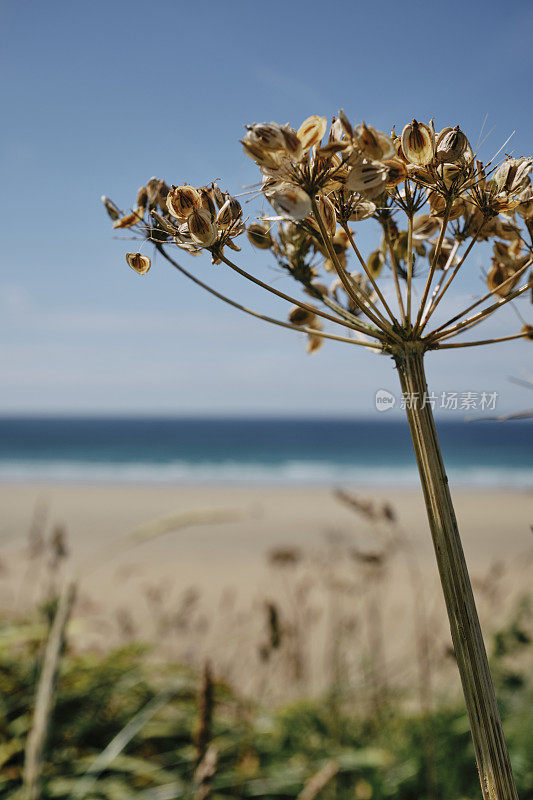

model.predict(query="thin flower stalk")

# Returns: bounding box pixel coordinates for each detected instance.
[406,211,415,323]
[310,196,397,336]
[422,224,487,327]
[217,252,380,338]
[436,331,531,349]
[431,280,531,343]
[414,204,452,332]
[156,245,380,347]
[341,222,399,325]
[383,223,407,325]
[419,238,461,327]
[430,257,533,340]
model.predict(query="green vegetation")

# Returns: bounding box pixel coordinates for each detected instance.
[1,597,531,800]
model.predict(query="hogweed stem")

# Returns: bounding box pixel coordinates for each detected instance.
[394,344,518,800]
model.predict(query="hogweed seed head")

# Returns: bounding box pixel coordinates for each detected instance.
[401,120,434,166]
[244,122,287,152]
[345,159,389,198]
[247,222,273,249]
[113,208,144,228]
[435,126,472,164]
[106,111,533,356]
[297,115,327,150]
[266,182,312,220]
[188,208,218,247]
[126,252,151,274]
[101,195,121,221]
[167,185,202,219]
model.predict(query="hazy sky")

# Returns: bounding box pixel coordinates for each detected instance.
[2,0,533,416]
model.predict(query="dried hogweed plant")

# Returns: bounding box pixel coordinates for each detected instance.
[103,112,533,800]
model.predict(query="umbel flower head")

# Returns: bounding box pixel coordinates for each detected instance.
[103,113,533,356]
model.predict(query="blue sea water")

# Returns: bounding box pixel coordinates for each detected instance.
[0,416,531,488]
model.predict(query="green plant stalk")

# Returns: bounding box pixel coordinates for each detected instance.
[394,344,518,800]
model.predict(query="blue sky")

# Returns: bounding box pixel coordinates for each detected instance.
[2,0,533,416]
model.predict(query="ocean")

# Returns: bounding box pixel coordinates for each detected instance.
[0,416,531,488]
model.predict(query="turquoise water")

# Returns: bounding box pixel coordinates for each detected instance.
[0,416,531,488]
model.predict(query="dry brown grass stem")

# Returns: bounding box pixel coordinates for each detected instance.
[297,760,339,800]
[23,581,76,800]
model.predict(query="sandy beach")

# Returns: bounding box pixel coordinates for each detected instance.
[1,483,532,580]
[1,483,532,696]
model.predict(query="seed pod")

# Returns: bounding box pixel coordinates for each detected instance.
[157,182,170,211]
[288,305,316,326]
[516,185,533,219]
[247,222,273,249]
[494,217,521,241]
[401,120,434,166]
[491,157,532,195]
[345,159,389,199]
[198,187,217,220]
[337,109,353,139]
[297,115,327,150]
[150,211,180,236]
[101,196,122,221]
[315,193,337,236]
[228,196,242,221]
[435,126,471,163]
[210,182,226,209]
[355,123,396,161]
[383,158,408,187]
[348,198,376,221]
[437,161,466,190]
[487,259,519,297]
[241,139,282,169]
[136,185,148,210]
[428,192,465,220]
[280,126,303,160]
[306,319,324,353]
[126,252,151,275]
[428,238,456,269]
[113,208,143,229]
[167,185,202,219]
[394,231,409,261]
[267,183,312,220]
[367,249,385,278]
[216,198,233,230]
[225,238,241,252]
[332,229,350,251]
[244,122,286,151]
[188,208,218,247]
[412,214,440,241]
